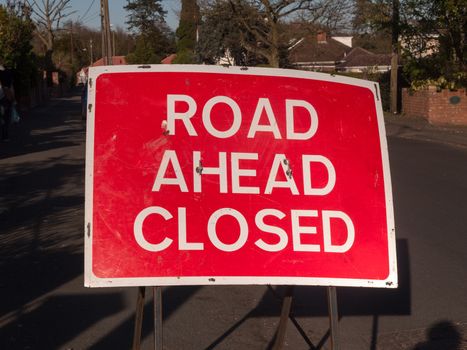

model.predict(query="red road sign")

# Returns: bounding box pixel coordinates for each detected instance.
[85,66,397,288]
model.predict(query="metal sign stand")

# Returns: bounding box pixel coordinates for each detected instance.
[132,285,339,350]
[132,287,146,350]
[272,286,295,350]
[153,287,163,350]
[327,287,340,350]
[132,287,163,350]
[272,286,340,350]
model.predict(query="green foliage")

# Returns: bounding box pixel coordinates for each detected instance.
[196,0,267,66]
[353,0,392,34]
[352,0,466,89]
[0,5,37,95]
[126,34,170,64]
[173,49,195,64]
[408,74,467,92]
[174,0,200,64]
[352,32,392,54]
[176,22,197,52]
[125,0,166,34]
[124,0,175,64]
[401,0,466,88]
[199,0,351,68]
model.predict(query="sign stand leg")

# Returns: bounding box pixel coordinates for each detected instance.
[272,286,295,350]
[132,287,146,350]
[327,286,339,350]
[153,287,163,350]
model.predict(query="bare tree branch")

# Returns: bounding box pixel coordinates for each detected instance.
[26,0,76,51]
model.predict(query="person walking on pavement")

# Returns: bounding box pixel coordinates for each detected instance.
[0,63,15,141]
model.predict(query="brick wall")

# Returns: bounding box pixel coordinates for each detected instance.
[402,87,467,126]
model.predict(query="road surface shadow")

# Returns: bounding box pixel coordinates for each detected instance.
[0,157,84,234]
[413,321,462,350]
[0,95,84,160]
[0,157,85,315]
[205,239,410,350]
[0,91,90,350]
[89,286,202,350]
[0,292,125,350]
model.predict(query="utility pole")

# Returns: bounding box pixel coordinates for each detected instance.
[100,0,112,65]
[101,0,105,63]
[70,21,74,67]
[104,0,112,64]
[112,28,116,57]
[90,39,94,65]
[390,0,400,114]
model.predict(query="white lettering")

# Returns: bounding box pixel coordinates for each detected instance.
[291,210,320,252]
[255,209,288,252]
[286,99,318,140]
[247,98,282,139]
[302,155,336,195]
[231,152,260,194]
[133,207,355,254]
[202,96,242,138]
[207,208,248,252]
[178,207,204,250]
[152,150,188,192]
[265,154,299,195]
[193,151,228,193]
[322,210,355,253]
[167,94,197,136]
[134,206,173,252]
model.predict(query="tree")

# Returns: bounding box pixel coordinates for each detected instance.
[355,0,467,89]
[124,0,175,64]
[352,33,392,53]
[352,0,400,112]
[125,0,166,33]
[402,0,466,87]
[174,0,200,63]
[227,0,353,67]
[353,0,392,33]
[0,4,37,97]
[352,0,394,52]
[298,0,353,33]
[197,0,266,65]
[25,0,74,79]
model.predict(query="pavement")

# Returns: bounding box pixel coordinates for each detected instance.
[384,112,467,149]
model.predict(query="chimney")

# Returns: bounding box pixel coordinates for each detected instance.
[317,31,327,44]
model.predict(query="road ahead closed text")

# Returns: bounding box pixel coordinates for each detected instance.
[85,67,397,288]
[137,95,353,254]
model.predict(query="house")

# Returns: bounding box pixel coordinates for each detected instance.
[288,31,352,71]
[91,56,128,66]
[76,56,128,85]
[161,54,177,64]
[288,32,392,73]
[336,47,392,73]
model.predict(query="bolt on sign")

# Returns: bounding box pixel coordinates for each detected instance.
[85,66,397,288]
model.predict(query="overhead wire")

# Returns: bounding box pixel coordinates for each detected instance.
[77,0,97,24]
[81,13,100,25]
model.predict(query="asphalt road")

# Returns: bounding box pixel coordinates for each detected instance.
[1,91,466,350]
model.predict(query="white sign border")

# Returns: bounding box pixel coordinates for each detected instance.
[84,65,397,288]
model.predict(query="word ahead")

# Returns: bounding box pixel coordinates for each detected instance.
[85,66,397,288]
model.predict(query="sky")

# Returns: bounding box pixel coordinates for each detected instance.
[0,0,180,31]
[72,0,181,31]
